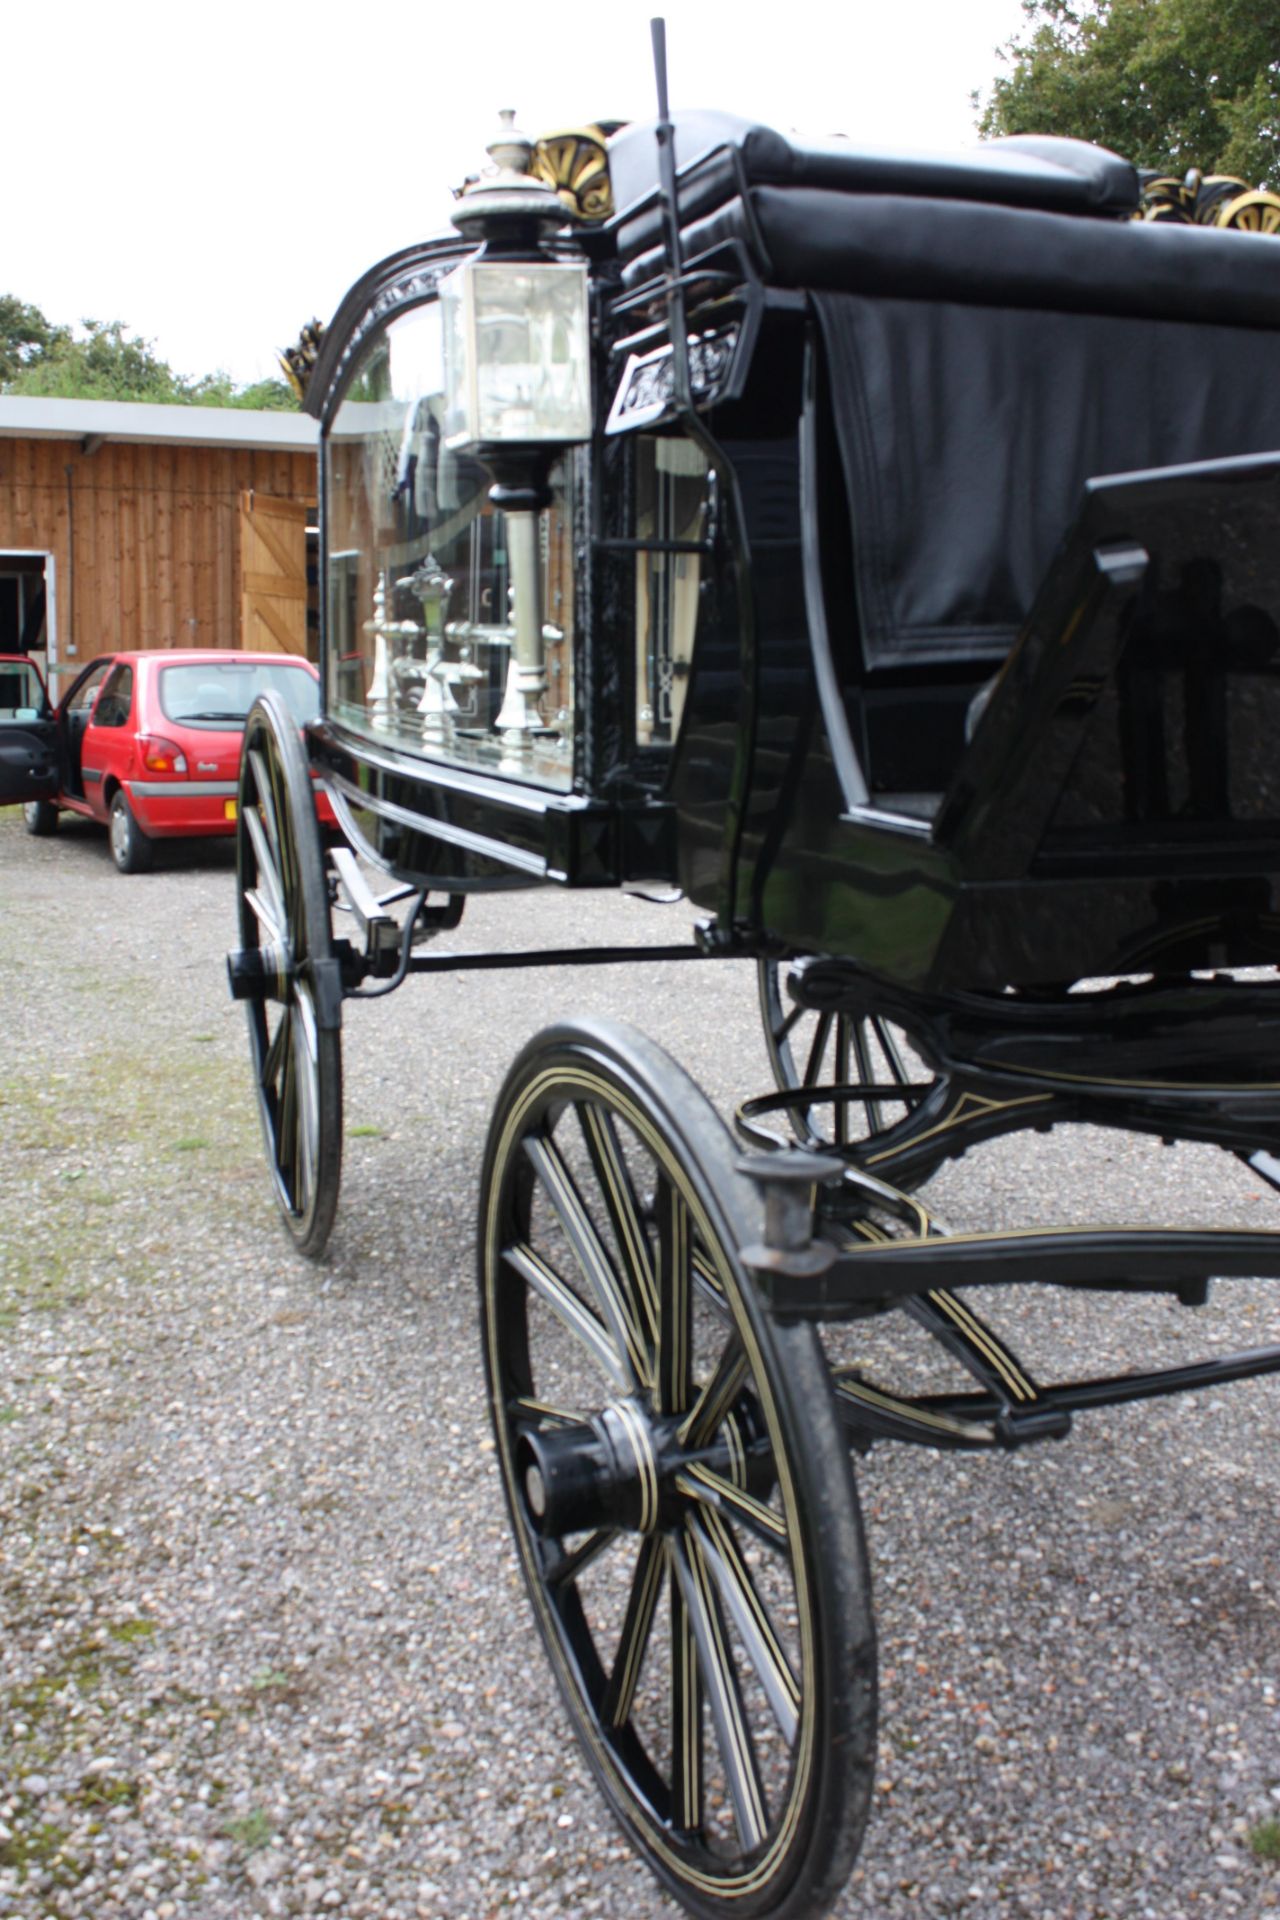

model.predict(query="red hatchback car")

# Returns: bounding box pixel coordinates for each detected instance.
[8,649,323,873]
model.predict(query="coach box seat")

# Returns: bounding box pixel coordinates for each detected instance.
[610,114,1280,669]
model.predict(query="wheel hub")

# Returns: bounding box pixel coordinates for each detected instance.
[517,1397,768,1537]
[226,941,294,1003]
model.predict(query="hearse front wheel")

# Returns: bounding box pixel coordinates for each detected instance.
[233,692,342,1260]
[480,1019,877,1918]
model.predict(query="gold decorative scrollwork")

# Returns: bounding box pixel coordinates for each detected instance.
[1216,189,1280,235]
[1136,167,1280,233]
[532,125,616,223]
[279,317,325,402]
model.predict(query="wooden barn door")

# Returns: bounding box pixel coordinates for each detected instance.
[239,492,308,654]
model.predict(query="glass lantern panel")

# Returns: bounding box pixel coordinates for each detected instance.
[632,435,711,748]
[324,298,575,790]
[442,260,590,447]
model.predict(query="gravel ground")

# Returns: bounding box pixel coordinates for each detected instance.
[1,802,1278,1920]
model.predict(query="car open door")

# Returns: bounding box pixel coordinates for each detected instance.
[0,655,57,807]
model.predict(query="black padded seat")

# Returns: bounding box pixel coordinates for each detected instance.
[608,111,1280,672]
[609,112,1140,251]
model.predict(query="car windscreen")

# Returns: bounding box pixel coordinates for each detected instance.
[158,661,320,730]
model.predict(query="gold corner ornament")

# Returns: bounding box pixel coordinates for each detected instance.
[279,318,325,402]
[532,126,615,223]
[1216,189,1280,235]
[1136,168,1280,233]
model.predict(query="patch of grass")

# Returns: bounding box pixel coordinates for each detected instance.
[222,1807,275,1853]
[1251,1817,1280,1862]
[77,1774,140,1810]
[0,1405,19,1423]
[106,1618,156,1644]
[250,1667,290,1692]
[174,1136,209,1152]
[348,1123,383,1139]
[0,1819,81,1886]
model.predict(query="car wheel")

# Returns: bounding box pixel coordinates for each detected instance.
[23,799,58,837]
[109,791,154,874]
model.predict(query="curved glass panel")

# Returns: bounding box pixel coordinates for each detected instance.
[324,299,574,789]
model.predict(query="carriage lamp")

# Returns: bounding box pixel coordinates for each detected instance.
[441,110,591,738]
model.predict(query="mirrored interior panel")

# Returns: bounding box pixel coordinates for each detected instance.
[325,299,575,789]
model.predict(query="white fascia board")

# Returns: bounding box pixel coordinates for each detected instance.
[0,395,318,452]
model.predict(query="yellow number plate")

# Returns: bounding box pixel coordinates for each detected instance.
[224,799,238,821]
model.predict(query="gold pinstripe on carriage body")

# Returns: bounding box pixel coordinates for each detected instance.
[834,1376,994,1443]
[865,1091,1050,1166]
[483,1060,821,1900]
[925,1290,1037,1402]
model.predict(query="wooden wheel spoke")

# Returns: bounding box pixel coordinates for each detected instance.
[689,1507,800,1744]
[503,1241,630,1391]
[546,1527,618,1589]
[851,1022,883,1136]
[601,1535,664,1729]
[872,1016,911,1089]
[242,803,286,940]
[511,1396,580,1429]
[679,1340,749,1450]
[261,1004,290,1097]
[524,1135,650,1387]
[802,1011,833,1089]
[671,1528,768,1851]
[291,999,318,1209]
[776,999,805,1044]
[277,1013,298,1183]
[677,1462,789,1551]
[655,1174,693,1415]
[578,1103,659,1349]
[669,1549,702,1832]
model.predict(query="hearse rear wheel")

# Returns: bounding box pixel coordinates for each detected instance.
[235,691,342,1260]
[758,959,933,1189]
[480,1018,877,1918]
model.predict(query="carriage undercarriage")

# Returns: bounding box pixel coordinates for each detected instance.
[225,55,1280,1920]
[226,682,1280,1917]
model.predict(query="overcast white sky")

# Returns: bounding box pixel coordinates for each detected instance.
[4,0,1029,389]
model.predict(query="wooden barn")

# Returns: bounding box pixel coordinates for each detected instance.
[0,396,320,690]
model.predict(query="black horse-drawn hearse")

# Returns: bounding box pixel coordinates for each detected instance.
[219,39,1280,1917]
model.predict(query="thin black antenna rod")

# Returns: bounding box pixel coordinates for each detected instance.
[650,16,692,412]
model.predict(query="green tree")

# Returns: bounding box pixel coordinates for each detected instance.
[7,318,190,402]
[977,0,1280,186]
[0,295,67,386]
[0,300,300,411]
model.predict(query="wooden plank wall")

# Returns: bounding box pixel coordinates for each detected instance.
[0,437,316,673]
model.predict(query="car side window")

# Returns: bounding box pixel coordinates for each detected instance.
[66,662,112,714]
[93,665,134,729]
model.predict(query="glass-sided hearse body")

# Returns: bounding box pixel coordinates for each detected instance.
[221,67,1280,1920]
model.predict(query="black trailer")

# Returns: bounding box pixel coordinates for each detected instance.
[222,55,1280,1919]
